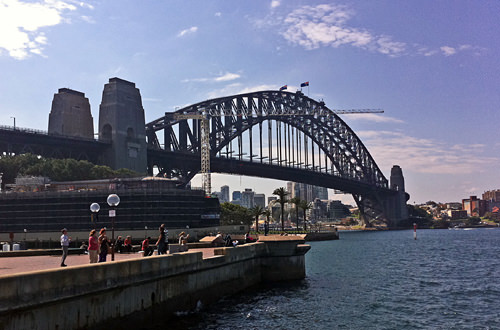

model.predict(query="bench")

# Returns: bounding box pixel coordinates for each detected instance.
[168,244,188,253]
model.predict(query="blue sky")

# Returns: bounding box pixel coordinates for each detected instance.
[1,0,499,205]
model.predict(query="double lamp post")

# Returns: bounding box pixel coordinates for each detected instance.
[90,193,120,261]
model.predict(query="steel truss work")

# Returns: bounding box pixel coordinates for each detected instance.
[146,90,405,226]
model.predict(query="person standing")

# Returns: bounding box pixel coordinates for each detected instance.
[88,229,99,263]
[98,228,109,262]
[156,224,167,255]
[60,228,71,267]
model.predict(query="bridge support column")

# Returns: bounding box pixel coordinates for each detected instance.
[356,165,409,228]
[98,78,147,174]
[48,88,94,139]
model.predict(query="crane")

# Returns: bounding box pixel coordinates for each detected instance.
[173,108,383,195]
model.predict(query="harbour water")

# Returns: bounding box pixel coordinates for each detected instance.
[164,228,500,329]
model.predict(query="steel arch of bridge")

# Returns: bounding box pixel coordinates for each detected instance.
[146,90,398,224]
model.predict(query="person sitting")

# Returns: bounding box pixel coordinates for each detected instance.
[245,231,256,243]
[115,236,124,253]
[224,233,233,247]
[214,232,224,246]
[80,241,88,253]
[142,237,154,257]
[178,232,189,245]
[123,236,132,253]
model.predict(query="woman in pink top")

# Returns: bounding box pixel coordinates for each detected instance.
[88,229,99,263]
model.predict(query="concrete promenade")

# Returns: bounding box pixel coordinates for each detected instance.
[0,236,310,329]
[0,248,216,277]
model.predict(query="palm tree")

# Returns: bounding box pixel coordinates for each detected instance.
[299,200,312,231]
[250,205,264,233]
[263,209,271,234]
[273,187,289,232]
[290,196,301,230]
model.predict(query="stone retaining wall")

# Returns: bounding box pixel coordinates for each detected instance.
[0,238,309,330]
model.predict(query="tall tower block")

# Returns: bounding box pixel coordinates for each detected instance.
[98,78,147,173]
[48,88,94,139]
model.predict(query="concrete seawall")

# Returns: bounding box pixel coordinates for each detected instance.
[0,237,309,330]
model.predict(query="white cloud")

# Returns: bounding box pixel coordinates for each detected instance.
[357,130,498,175]
[206,84,277,99]
[214,72,241,82]
[271,0,280,8]
[177,26,198,38]
[259,3,484,58]
[182,72,241,83]
[280,4,406,57]
[440,46,456,56]
[215,12,221,17]
[0,0,91,60]
[342,113,404,124]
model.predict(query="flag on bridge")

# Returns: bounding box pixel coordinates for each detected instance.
[279,85,287,91]
[300,81,309,87]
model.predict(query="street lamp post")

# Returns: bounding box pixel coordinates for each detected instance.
[90,203,100,228]
[107,194,120,261]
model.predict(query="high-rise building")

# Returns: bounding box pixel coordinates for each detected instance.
[220,185,230,203]
[232,190,241,201]
[315,186,329,200]
[287,182,328,202]
[241,188,255,209]
[483,190,500,202]
[254,193,266,208]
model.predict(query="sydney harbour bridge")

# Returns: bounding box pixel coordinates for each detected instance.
[0,78,409,226]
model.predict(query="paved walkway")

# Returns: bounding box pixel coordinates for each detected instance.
[0,248,216,277]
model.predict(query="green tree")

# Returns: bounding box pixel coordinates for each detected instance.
[273,187,289,231]
[219,202,252,226]
[290,196,301,229]
[263,209,272,226]
[402,204,433,228]
[466,216,481,227]
[299,200,312,231]
[0,154,143,187]
[250,205,264,232]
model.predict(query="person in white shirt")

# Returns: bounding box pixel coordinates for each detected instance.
[60,228,71,267]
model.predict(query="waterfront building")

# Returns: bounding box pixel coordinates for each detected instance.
[462,196,487,217]
[482,189,500,202]
[0,177,220,233]
[328,200,351,219]
[447,209,468,220]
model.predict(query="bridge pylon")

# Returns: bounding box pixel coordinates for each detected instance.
[98,78,148,174]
